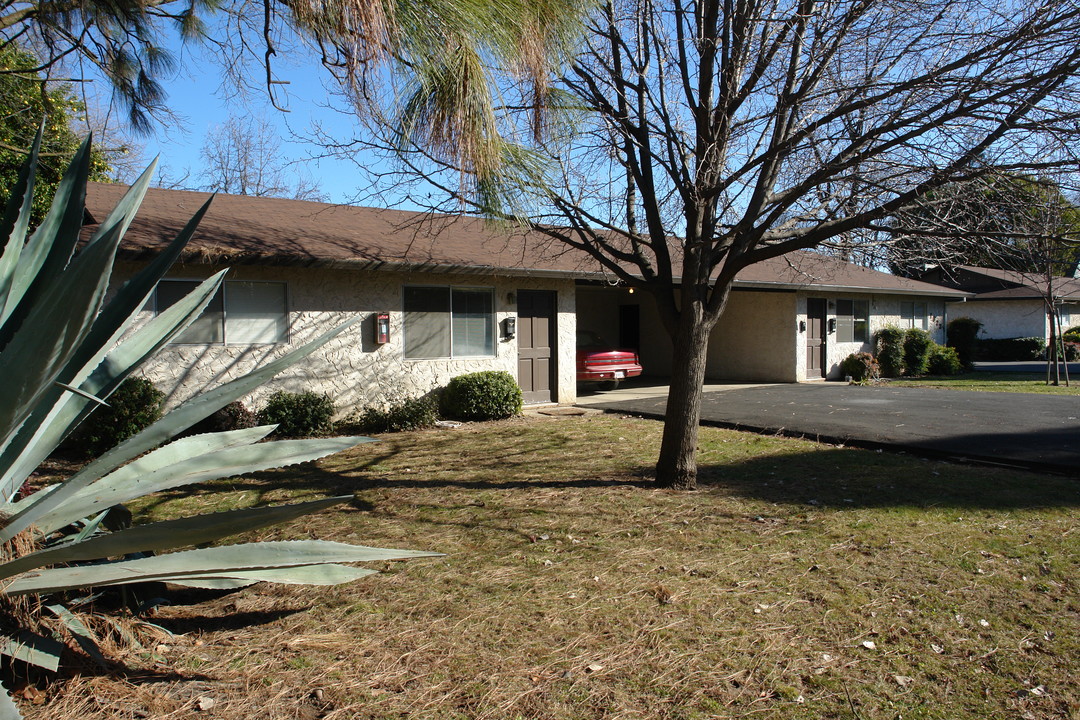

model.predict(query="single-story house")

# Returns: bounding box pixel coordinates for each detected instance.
[85,183,967,413]
[910,265,1080,341]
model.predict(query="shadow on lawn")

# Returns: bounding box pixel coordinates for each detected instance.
[694,447,1080,510]
[139,425,1079,513]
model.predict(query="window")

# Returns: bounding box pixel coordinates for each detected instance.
[156,280,288,344]
[404,286,494,359]
[900,301,928,330]
[836,299,869,343]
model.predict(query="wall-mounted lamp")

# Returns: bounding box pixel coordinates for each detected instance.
[827,318,837,334]
[799,320,806,333]
[502,317,517,339]
[628,287,635,294]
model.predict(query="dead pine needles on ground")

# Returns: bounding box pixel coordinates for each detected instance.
[22,414,1080,720]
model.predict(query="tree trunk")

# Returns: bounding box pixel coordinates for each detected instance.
[655,316,713,490]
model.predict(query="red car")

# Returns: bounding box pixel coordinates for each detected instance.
[576,330,643,390]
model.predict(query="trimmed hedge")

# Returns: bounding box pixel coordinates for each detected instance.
[975,336,1046,362]
[902,328,934,377]
[258,390,335,436]
[69,376,165,457]
[839,352,880,383]
[927,345,963,375]
[440,371,523,421]
[352,395,439,433]
[874,326,906,378]
[947,317,982,369]
[186,401,257,436]
[1063,326,1080,343]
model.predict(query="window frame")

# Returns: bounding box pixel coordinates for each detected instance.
[156,279,290,346]
[835,298,870,343]
[402,284,496,360]
[900,300,928,330]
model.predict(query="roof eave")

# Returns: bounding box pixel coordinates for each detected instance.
[117,247,597,280]
[730,279,972,299]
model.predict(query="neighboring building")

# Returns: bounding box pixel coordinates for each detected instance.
[85,183,966,413]
[911,265,1080,341]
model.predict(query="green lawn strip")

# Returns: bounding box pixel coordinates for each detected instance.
[888,372,1080,395]
[93,416,1079,720]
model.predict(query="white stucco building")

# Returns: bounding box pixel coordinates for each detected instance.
[911,265,1080,342]
[86,183,966,413]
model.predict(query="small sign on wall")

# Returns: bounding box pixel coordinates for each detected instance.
[375,312,390,344]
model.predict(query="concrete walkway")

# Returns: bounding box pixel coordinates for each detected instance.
[578,379,1080,474]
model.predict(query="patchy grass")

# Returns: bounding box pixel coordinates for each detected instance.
[25,414,1080,720]
[888,372,1080,395]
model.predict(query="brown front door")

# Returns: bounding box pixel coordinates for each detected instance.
[806,298,826,378]
[517,290,556,403]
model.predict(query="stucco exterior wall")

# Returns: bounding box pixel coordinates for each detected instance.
[577,285,952,384]
[794,293,948,380]
[946,299,1048,340]
[116,261,577,416]
[706,290,798,381]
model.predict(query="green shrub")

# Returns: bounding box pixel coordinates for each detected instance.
[902,328,934,376]
[975,336,1046,361]
[947,317,982,369]
[874,326,906,378]
[352,395,439,433]
[440,371,523,421]
[839,352,880,383]
[927,345,963,375]
[1064,325,1080,343]
[1065,342,1080,361]
[258,390,335,436]
[185,401,257,436]
[69,377,165,457]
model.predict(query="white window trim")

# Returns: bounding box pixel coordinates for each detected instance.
[402,284,497,360]
[156,278,290,345]
[836,298,870,343]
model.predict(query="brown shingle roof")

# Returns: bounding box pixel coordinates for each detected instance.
[85,182,967,297]
[950,265,1080,300]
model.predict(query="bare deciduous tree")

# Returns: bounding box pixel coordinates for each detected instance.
[892,173,1080,384]
[355,0,1080,488]
[197,115,325,200]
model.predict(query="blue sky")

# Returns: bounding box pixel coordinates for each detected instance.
[84,34,391,206]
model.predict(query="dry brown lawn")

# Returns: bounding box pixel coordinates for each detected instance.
[18,413,1080,720]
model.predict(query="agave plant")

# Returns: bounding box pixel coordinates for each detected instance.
[0,130,438,716]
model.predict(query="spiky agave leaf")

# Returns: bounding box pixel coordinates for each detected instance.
[0,497,353,579]
[0,127,437,602]
[28,436,372,537]
[3,541,443,595]
[0,314,362,544]
[0,269,225,503]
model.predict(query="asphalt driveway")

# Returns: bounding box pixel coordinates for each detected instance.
[579,381,1080,474]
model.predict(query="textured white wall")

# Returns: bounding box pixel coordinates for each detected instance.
[579,285,951,383]
[117,261,577,415]
[707,290,799,381]
[794,293,948,380]
[945,300,1048,340]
